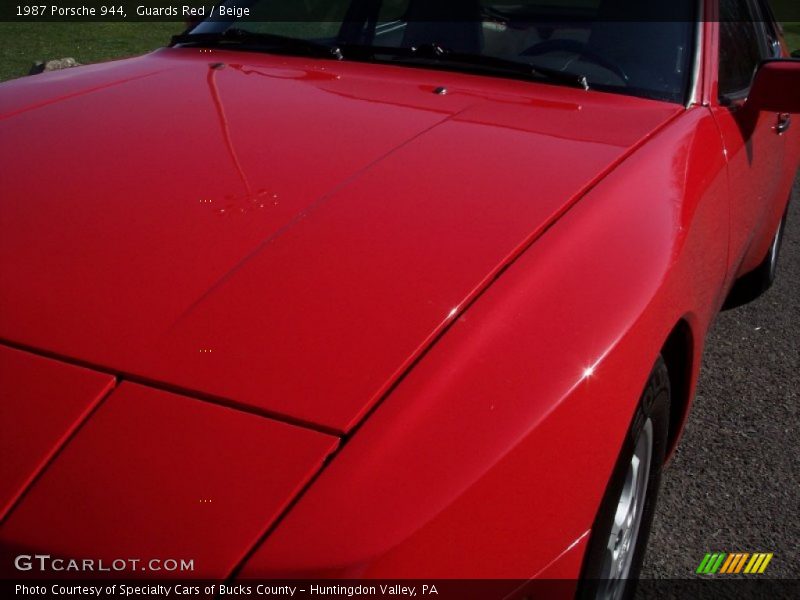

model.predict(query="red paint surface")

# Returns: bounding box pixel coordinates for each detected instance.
[0,346,115,520]
[0,382,337,578]
[238,105,735,578]
[0,48,679,433]
[1,12,799,582]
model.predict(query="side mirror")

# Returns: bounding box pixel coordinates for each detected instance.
[747,59,800,113]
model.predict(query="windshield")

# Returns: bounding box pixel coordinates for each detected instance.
[186,0,697,103]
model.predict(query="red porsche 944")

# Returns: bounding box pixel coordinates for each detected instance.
[1,1,798,598]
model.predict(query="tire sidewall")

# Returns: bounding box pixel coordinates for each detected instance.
[767,213,788,283]
[577,356,671,600]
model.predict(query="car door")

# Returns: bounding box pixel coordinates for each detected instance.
[711,0,787,277]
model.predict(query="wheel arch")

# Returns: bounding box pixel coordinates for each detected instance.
[660,318,696,459]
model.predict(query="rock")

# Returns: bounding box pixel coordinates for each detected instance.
[28,58,81,76]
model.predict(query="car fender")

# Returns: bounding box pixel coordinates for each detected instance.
[236,106,729,579]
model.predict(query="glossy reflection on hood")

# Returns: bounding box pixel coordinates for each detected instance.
[0,47,682,432]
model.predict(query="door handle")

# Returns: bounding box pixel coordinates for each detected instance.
[776,113,792,135]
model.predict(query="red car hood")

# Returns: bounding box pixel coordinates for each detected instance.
[0,48,680,433]
[0,345,338,578]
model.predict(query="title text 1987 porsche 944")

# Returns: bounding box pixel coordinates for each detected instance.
[1,0,799,598]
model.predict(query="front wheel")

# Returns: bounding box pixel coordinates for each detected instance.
[577,356,671,600]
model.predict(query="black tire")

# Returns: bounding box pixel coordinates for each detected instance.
[723,206,788,310]
[577,356,671,600]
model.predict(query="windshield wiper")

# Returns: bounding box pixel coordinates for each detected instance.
[171,28,345,60]
[171,32,588,90]
[339,43,590,90]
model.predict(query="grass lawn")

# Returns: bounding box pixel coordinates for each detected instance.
[773,0,800,52]
[0,23,181,82]
[0,19,798,84]
[783,22,800,54]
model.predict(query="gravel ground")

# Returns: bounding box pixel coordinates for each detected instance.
[641,176,800,581]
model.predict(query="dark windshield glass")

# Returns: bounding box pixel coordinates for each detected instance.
[189,0,696,103]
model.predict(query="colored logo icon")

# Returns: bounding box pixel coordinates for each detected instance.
[697,552,773,574]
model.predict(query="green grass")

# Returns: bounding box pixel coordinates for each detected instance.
[783,22,800,54]
[772,0,799,52]
[0,23,180,82]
